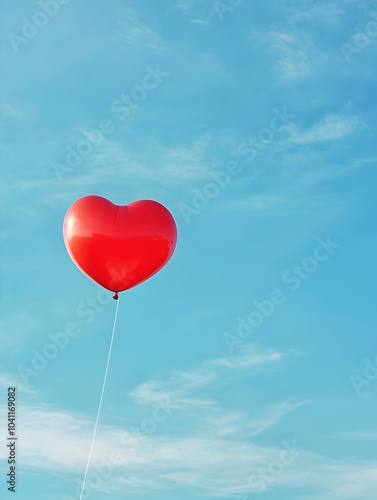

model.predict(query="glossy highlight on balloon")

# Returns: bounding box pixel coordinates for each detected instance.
[63,196,177,294]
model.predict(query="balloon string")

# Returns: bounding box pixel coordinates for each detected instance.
[79,296,120,500]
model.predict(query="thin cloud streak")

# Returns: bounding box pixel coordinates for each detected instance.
[288,114,364,144]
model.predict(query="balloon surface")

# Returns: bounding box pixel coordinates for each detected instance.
[63,196,177,294]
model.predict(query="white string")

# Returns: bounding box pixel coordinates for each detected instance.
[79,296,120,500]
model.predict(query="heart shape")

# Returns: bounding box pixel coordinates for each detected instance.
[63,196,177,293]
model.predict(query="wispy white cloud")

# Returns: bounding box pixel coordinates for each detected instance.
[288,114,364,144]
[130,344,286,407]
[0,103,24,119]
[0,341,375,497]
[224,109,366,215]
[1,133,219,215]
[74,133,216,188]
[227,193,299,214]
[261,2,341,81]
[280,0,347,24]
[1,398,376,498]
[115,9,164,50]
[224,189,343,215]
[225,157,369,217]
[168,0,215,26]
[299,464,377,500]
[0,374,36,394]
[269,29,316,79]
[0,345,305,496]
[335,429,377,439]
[208,348,285,369]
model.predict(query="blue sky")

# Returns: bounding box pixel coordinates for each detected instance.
[1,0,377,498]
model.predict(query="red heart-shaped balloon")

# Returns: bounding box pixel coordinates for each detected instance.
[63,196,177,294]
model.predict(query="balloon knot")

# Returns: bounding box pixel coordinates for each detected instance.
[113,292,119,300]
